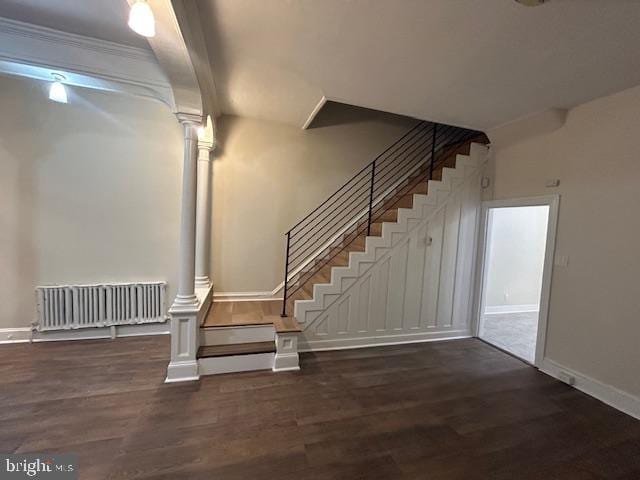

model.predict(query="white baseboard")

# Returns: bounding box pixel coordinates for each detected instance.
[25,322,169,343]
[0,327,32,344]
[212,291,282,302]
[484,304,539,315]
[299,330,472,352]
[541,358,640,420]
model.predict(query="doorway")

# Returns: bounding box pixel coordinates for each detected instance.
[476,196,558,366]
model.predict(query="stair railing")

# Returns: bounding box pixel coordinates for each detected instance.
[281,120,481,316]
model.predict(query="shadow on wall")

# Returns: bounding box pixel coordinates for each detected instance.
[308,100,420,130]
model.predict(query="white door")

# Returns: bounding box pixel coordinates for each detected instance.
[476,196,559,366]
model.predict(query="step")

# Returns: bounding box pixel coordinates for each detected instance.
[198,341,276,358]
[200,323,275,345]
[197,341,276,375]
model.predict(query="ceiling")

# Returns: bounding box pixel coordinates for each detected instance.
[198,0,640,130]
[0,0,150,49]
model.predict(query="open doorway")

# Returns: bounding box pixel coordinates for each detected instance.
[476,196,558,366]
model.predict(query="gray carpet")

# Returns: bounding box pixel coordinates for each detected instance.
[480,311,538,363]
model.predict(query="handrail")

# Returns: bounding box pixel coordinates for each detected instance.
[281,120,482,316]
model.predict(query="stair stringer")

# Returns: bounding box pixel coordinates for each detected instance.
[294,143,488,351]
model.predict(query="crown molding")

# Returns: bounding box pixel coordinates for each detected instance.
[0,16,175,108]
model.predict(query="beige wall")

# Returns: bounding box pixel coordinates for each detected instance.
[0,74,183,329]
[488,84,640,398]
[211,104,416,292]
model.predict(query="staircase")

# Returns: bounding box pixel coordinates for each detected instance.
[196,120,488,376]
[282,121,487,317]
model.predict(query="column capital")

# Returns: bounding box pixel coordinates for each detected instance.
[197,115,216,152]
[175,112,202,126]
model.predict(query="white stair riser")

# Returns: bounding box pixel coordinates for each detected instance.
[198,353,274,375]
[200,325,275,346]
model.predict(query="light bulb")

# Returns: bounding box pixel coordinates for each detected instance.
[49,81,68,104]
[128,1,156,38]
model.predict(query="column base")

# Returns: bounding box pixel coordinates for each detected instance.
[273,332,300,372]
[194,276,211,289]
[165,360,199,383]
[171,294,200,312]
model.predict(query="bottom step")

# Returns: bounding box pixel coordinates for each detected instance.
[197,341,275,376]
[198,341,275,358]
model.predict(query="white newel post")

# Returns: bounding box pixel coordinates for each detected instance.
[195,116,216,289]
[166,113,202,383]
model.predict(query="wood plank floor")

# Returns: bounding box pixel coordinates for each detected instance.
[1,337,639,479]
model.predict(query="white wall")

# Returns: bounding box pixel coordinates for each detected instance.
[483,206,548,310]
[210,104,416,293]
[0,74,183,330]
[488,84,640,399]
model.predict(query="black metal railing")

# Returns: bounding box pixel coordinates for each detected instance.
[281,121,482,316]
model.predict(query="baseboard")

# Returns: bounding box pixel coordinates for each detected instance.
[484,304,539,315]
[299,329,472,352]
[540,358,640,420]
[0,327,32,344]
[28,322,170,343]
[213,291,282,302]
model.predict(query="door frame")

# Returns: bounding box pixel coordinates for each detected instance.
[472,195,560,367]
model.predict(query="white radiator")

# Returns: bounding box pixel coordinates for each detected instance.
[35,282,168,331]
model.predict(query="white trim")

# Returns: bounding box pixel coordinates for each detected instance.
[0,327,32,344]
[299,330,471,352]
[0,17,173,107]
[29,322,169,343]
[302,95,327,129]
[200,324,275,345]
[473,194,559,367]
[212,291,283,302]
[484,304,539,315]
[541,358,640,420]
[198,353,274,376]
[165,360,199,383]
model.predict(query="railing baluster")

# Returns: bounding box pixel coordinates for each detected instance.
[366,160,376,236]
[429,122,437,181]
[281,231,291,317]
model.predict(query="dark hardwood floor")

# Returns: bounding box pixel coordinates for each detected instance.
[1,336,639,479]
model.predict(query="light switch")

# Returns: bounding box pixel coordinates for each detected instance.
[545,179,561,187]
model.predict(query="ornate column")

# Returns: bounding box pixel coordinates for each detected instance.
[195,116,216,289]
[166,112,201,383]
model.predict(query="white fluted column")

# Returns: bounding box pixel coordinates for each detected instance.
[195,116,216,289]
[173,114,200,307]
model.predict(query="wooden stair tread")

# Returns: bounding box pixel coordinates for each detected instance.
[197,341,275,358]
[201,300,281,327]
[272,316,302,333]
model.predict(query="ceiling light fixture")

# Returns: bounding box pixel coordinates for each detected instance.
[49,74,68,104]
[128,0,156,38]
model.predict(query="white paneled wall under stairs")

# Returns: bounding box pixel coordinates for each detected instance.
[294,143,488,350]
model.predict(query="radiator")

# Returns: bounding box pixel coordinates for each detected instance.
[35,282,168,331]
